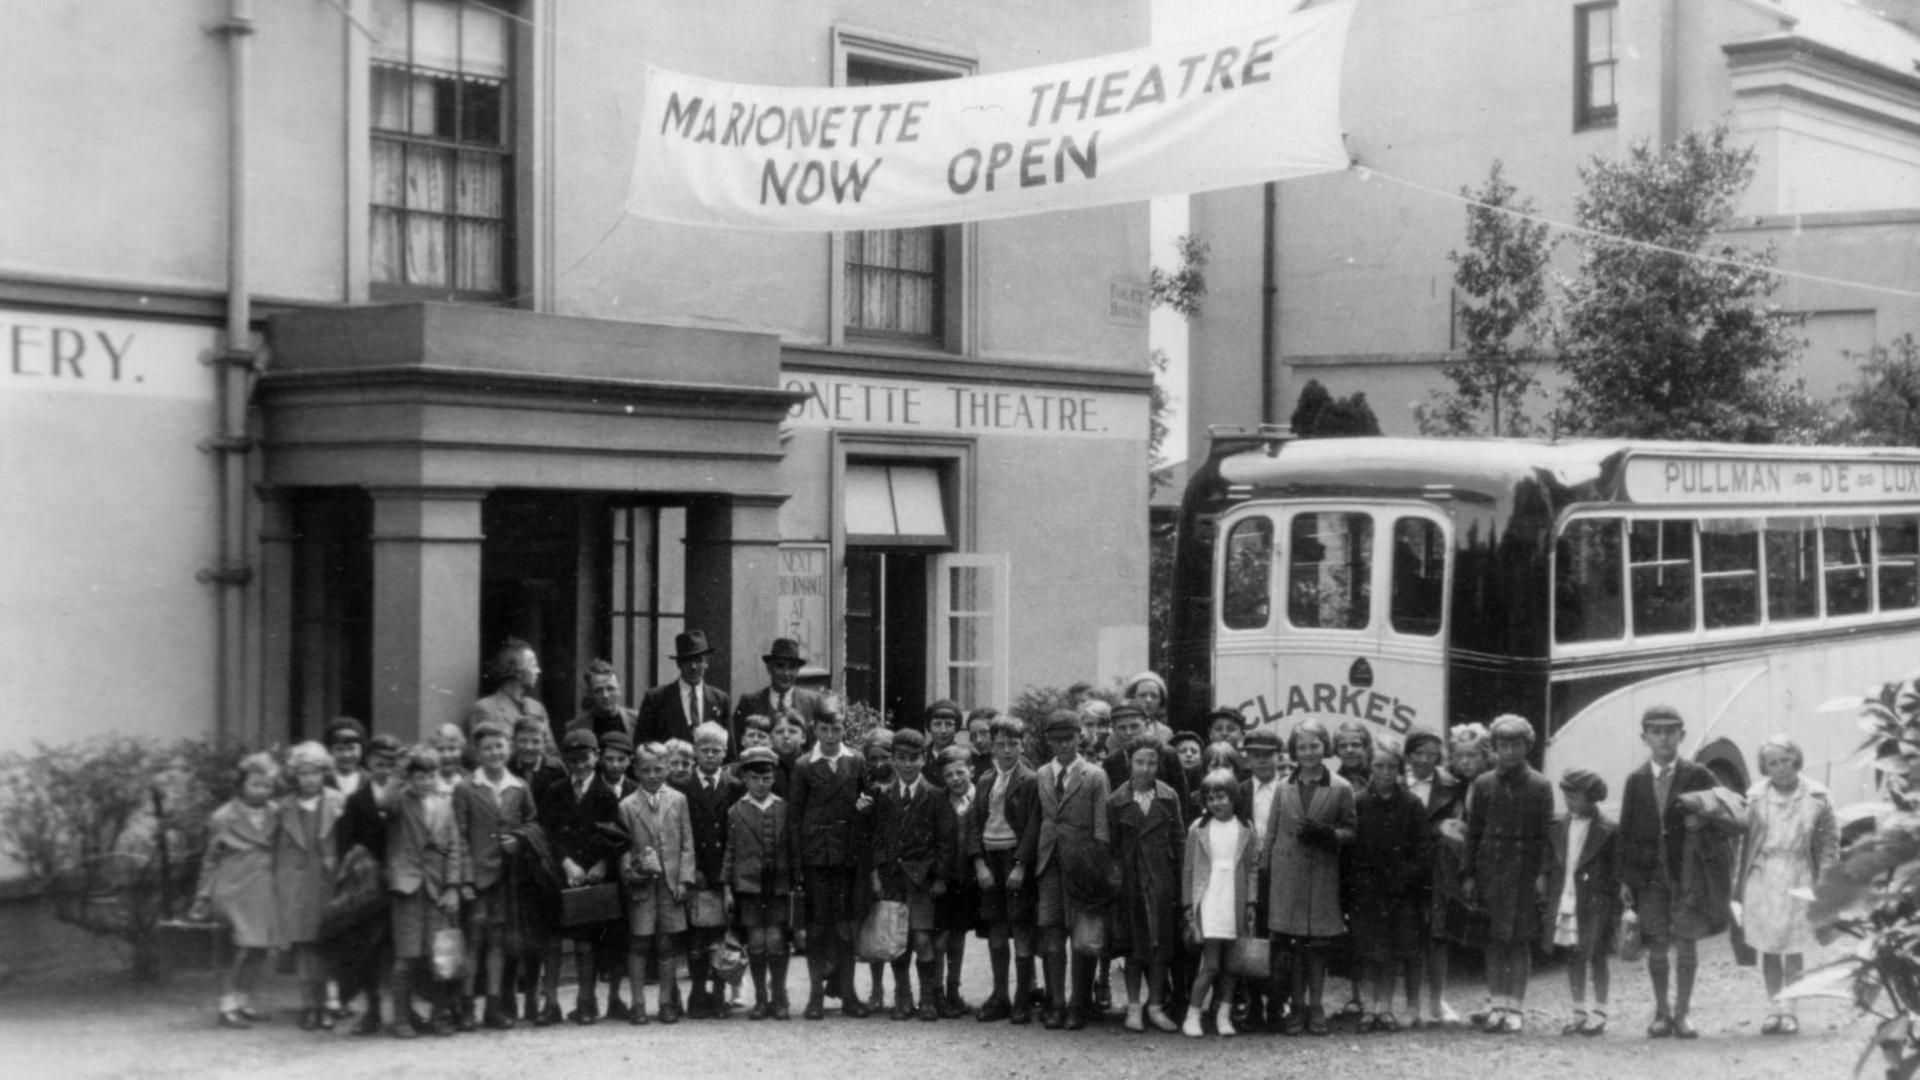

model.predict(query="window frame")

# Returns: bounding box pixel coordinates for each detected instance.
[829,30,975,354]
[360,0,530,305]
[1573,0,1619,132]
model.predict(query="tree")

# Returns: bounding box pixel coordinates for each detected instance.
[1555,122,1812,442]
[1838,334,1920,446]
[1147,234,1208,493]
[1291,379,1381,437]
[1420,161,1553,437]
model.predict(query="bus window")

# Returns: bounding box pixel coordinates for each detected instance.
[1220,517,1273,630]
[1629,518,1695,636]
[1765,517,1819,622]
[1700,518,1761,629]
[1288,512,1372,630]
[1390,517,1445,636]
[1824,515,1873,616]
[1555,518,1623,644]
[1879,515,1920,611]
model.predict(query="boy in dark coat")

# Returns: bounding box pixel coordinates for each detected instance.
[674,721,746,1018]
[868,728,958,1020]
[1461,715,1554,1036]
[722,746,793,1019]
[1022,710,1111,1030]
[1615,705,1724,1039]
[532,730,624,1026]
[966,715,1040,1023]
[786,700,871,1018]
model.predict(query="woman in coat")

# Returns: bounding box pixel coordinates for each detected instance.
[1461,715,1555,1035]
[1108,736,1184,1032]
[1265,719,1356,1036]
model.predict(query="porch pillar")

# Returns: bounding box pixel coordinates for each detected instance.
[685,495,787,703]
[369,487,486,741]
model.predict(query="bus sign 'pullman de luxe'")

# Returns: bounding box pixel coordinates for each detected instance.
[1624,452,1920,505]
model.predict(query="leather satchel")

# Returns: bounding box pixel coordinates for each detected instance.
[1227,935,1271,979]
[559,883,622,927]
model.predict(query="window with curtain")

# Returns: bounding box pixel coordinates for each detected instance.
[844,59,949,342]
[1574,1,1618,130]
[370,0,514,299]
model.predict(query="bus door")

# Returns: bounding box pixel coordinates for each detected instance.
[1214,503,1451,743]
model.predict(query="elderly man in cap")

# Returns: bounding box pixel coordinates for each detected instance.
[1616,704,1726,1040]
[1022,709,1111,1030]
[732,638,822,759]
[637,630,732,748]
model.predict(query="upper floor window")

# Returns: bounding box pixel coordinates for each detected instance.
[370,0,514,300]
[1575,1,1618,130]
[843,58,950,343]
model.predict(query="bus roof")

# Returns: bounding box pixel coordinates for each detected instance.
[1198,435,1920,514]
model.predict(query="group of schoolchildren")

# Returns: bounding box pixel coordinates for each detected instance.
[192,672,1837,1044]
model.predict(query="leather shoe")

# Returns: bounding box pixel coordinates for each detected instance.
[482,999,515,1031]
[1647,1013,1674,1038]
[569,1006,598,1026]
[1041,1008,1066,1030]
[976,996,1010,1023]
[385,1022,419,1039]
[218,1009,252,1030]
[1672,1015,1698,1039]
[351,1011,383,1036]
[891,997,916,1021]
[534,1001,563,1028]
[940,994,969,1019]
[1065,1008,1089,1031]
[605,998,631,1022]
[299,1008,320,1031]
[1009,998,1033,1025]
[841,997,870,1019]
[803,995,825,1021]
[919,999,940,1022]
[771,999,791,1021]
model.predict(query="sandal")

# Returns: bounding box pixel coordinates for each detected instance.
[1376,1011,1400,1033]
[1761,1014,1783,1036]
[1561,1010,1588,1037]
[1581,1012,1607,1036]
[1778,1015,1799,1035]
[1356,1012,1378,1033]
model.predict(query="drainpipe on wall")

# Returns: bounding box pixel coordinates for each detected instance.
[202,0,258,746]
[1261,180,1282,428]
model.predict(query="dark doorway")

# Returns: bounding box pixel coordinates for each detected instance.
[289,489,373,740]
[480,492,583,733]
[844,548,928,727]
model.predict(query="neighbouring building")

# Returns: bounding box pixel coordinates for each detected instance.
[0,0,1154,765]
[1185,0,1920,449]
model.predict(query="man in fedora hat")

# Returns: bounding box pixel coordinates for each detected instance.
[636,630,732,748]
[731,638,823,759]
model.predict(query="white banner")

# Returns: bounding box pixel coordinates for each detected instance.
[627,2,1354,231]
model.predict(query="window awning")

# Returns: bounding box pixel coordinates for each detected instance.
[845,464,948,543]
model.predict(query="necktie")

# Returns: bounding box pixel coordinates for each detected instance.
[1055,767,1067,797]
[1655,765,1672,808]
[777,691,788,713]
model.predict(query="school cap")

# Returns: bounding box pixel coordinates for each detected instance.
[925,699,963,722]
[1559,767,1608,803]
[892,728,928,754]
[1043,709,1081,737]
[1205,707,1246,729]
[1242,727,1283,752]
[322,717,367,747]
[1110,701,1146,724]
[1169,731,1204,749]
[1641,704,1685,729]
[738,746,779,770]
[561,729,599,754]
[598,730,633,755]
[865,727,895,751]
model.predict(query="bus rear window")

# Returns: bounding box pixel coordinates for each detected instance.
[1766,518,1819,622]
[1556,518,1623,643]
[1390,517,1445,636]
[1630,519,1695,636]
[1288,512,1372,630]
[1220,517,1273,630]
[1880,516,1920,611]
[1700,518,1761,629]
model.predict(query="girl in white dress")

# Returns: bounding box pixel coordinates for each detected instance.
[1181,769,1256,1038]
[1738,735,1838,1035]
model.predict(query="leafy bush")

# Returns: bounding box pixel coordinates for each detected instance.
[0,736,246,979]
[1803,676,1920,1077]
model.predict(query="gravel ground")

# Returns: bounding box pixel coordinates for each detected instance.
[0,937,1874,1080]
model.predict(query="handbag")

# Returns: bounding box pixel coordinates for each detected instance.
[559,883,622,928]
[1227,935,1271,979]
[855,899,910,962]
[688,888,727,929]
[1615,908,1645,963]
[709,933,749,987]
[1071,907,1107,957]
[431,927,468,981]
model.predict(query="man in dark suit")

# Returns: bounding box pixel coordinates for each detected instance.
[636,630,732,747]
[533,730,625,1026]
[1615,704,1721,1039]
[787,700,871,1019]
[568,659,637,746]
[730,638,823,758]
[674,722,747,1017]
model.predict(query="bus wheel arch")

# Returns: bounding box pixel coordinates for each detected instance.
[1694,737,1749,793]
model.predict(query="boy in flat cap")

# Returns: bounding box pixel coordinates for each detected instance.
[532,729,623,1026]
[1022,709,1111,1030]
[723,746,793,1019]
[1615,705,1731,1039]
[867,728,958,1020]
[1547,767,1618,1036]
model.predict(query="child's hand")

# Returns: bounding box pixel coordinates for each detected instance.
[563,858,587,888]
[931,880,947,897]
[1007,865,1025,892]
[437,890,460,915]
[694,870,708,890]
[871,871,883,896]
[856,791,874,812]
[723,888,735,913]
[1459,877,1475,903]
[500,832,521,855]
[975,865,995,891]
[188,897,212,923]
